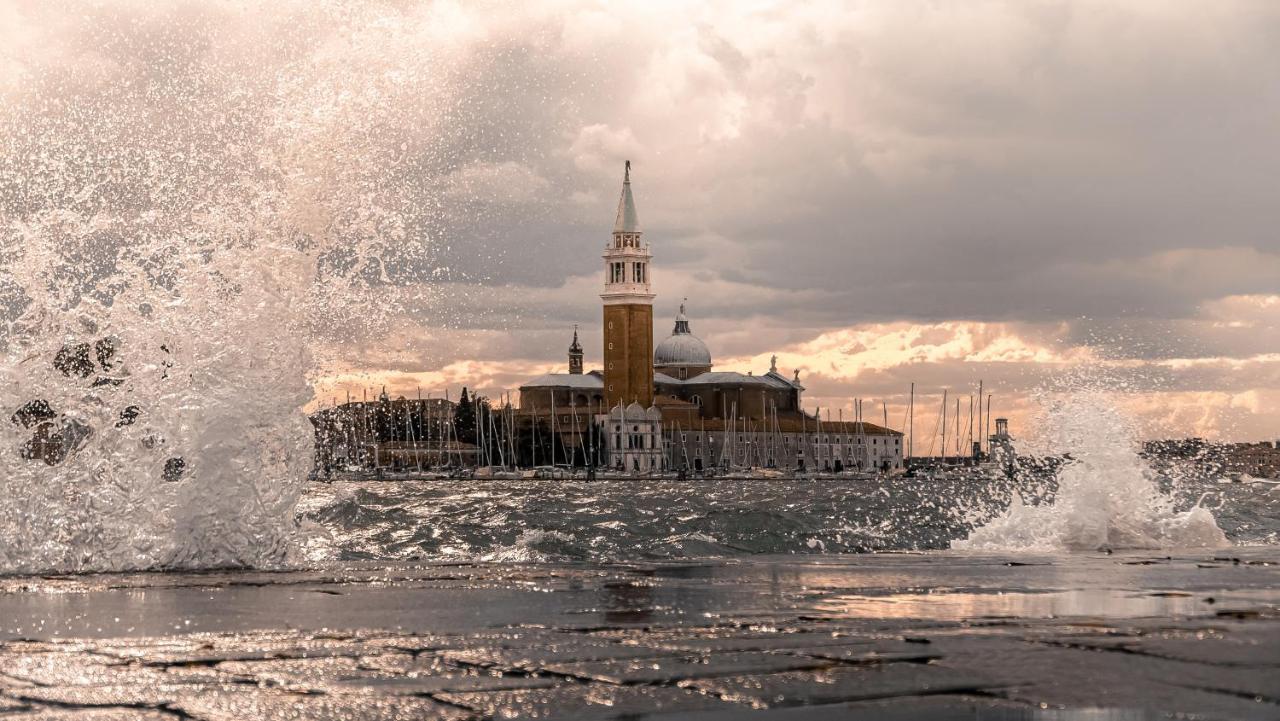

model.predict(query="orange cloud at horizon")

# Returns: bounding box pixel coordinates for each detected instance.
[308,317,1280,447]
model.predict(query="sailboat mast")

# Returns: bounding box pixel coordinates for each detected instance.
[908,383,914,462]
[976,380,984,457]
[941,389,948,464]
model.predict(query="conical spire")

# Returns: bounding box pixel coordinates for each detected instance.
[567,324,584,374]
[613,160,640,233]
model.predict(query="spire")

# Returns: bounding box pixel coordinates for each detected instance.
[613,160,640,233]
[568,324,584,374]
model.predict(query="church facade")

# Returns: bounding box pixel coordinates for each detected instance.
[519,163,903,474]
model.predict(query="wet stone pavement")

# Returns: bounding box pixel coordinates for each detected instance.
[0,549,1277,720]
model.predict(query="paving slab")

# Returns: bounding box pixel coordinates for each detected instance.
[543,651,838,685]
[170,688,473,721]
[443,637,679,669]
[1,710,178,721]
[437,683,739,719]
[329,673,561,695]
[682,664,1001,708]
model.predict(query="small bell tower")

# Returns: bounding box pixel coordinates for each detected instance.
[568,325,584,375]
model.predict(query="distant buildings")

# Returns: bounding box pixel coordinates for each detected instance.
[310,162,910,475]
[517,162,903,473]
[310,390,475,473]
[1142,438,1280,480]
[1225,441,1280,479]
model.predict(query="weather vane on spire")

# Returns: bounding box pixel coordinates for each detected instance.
[624,159,630,182]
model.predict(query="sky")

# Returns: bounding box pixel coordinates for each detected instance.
[1,1,1278,445]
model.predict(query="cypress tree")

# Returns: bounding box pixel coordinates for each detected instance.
[454,387,476,444]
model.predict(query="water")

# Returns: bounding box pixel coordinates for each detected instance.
[0,4,1270,576]
[294,473,1273,564]
[294,386,1267,564]
[955,390,1232,552]
[0,3,453,574]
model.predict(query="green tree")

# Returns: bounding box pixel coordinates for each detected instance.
[454,387,476,444]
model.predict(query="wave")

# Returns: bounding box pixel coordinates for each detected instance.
[955,390,1228,552]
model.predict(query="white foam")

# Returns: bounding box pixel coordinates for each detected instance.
[955,391,1228,552]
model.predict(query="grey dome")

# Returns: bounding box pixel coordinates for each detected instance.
[655,334,712,366]
[654,303,712,367]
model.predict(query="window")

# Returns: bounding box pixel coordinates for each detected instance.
[610,262,625,284]
[633,262,646,284]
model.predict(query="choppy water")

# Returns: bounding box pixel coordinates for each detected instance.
[296,386,1274,564]
[1,3,1273,577]
[297,475,1277,563]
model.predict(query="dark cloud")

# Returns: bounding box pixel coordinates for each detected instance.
[2,1,1278,438]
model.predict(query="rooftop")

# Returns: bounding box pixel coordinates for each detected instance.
[519,373,604,390]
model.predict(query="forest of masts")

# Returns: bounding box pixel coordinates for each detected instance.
[315,381,1000,472]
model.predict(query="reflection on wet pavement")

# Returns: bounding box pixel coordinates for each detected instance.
[0,548,1276,719]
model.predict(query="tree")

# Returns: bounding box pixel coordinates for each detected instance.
[454,387,476,444]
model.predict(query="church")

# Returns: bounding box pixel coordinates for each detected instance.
[518,163,903,474]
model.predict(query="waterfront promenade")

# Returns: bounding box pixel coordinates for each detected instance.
[0,548,1276,719]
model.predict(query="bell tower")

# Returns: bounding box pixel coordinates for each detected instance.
[601,160,654,408]
[567,325,584,375]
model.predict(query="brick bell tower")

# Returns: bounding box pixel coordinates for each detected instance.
[601,160,654,409]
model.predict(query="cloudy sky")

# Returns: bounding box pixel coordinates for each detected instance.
[2,1,1277,445]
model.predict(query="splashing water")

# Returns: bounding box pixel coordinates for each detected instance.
[955,389,1228,552]
[0,3,493,574]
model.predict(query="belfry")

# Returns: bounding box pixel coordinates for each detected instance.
[601,161,654,408]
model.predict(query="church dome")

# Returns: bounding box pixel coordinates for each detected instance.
[654,303,712,367]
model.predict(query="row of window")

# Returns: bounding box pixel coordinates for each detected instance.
[607,261,647,285]
[614,434,652,450]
